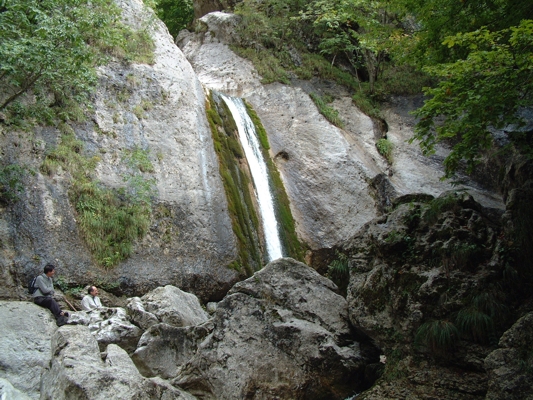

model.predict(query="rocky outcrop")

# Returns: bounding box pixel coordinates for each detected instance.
[132,321,213,379]
[0,379,31,400]
[137,285,209,327]
[485,312,533,399]
[340,191,524,398]
[1,261,382,399]
[0,0,238,302]
[0,301,56,399]
[40,325,195,400]
[174,258,377,399]
[68,307,143,353]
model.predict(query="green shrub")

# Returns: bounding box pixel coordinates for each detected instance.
[352,89,383,121]
[415,320,459,354]
[125,147,155,173]
[376,138,394,163]
[309,93,344,128]
[74,181,151,268]
[0,164,26,204]
[422,195,459,225]
[327,251,350,294]
[41,128,154,268]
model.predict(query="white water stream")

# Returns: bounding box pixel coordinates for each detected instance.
[221,95,283,261]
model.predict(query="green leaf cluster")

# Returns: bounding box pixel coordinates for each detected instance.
[414,319,459,354]
[412,20,533,177]
[309,93,344,128]
[0,0,154,127]
[0,163,26,204]
[148,0,193,38]
[376,138,393,163]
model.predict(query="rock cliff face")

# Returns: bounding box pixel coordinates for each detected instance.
[177,12,503,253]
[0,0,238,302]
[340,191,532,399]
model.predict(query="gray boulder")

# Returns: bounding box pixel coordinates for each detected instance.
[126,296,159,330]
[485,312,533,399]
[132,320,214,379]
[140,285,209,327]
[68,307,142,353]
[0,378,32,400]
[40,325,195,400]
[174,258,373,400]
[0,301,56,399]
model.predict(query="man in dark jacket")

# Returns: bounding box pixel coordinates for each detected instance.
[32,264,69,325]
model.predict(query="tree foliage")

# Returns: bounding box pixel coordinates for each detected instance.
[412,20,533,177]
[150,0,194,38]
[0,0,153,126]
[297,0,399,92]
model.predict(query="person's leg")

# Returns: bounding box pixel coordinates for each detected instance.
[34,296,62,318]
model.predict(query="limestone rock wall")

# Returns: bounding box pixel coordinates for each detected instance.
[0,0,238,302]
[177,12,503,252]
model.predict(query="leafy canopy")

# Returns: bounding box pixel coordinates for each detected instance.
[0,0,151,126]
[412,20,533,177]
[145,0,193,38]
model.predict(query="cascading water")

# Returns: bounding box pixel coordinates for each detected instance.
[221,94,283,262]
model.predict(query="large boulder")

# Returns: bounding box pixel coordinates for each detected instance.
[0,301,56,399]
[174,258,377,399]
[138,285,209,327]
[485,312,533,399]
[132,320,214,379]
[344,191,512,398]
[40,325,196,400]
[0,379,31,400]
[126,296,160,330]
[68,307,143,353]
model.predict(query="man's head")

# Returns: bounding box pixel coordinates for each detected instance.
[88,286,99,296]
[43,264,56,277]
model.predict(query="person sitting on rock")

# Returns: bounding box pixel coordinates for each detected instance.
[81,286,102,311]
[33,264,69,326]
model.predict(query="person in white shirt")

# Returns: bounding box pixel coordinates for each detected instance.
[81,286,102,311]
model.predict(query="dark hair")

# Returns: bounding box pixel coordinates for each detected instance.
[43,264,56,274]
[88,286,95,294]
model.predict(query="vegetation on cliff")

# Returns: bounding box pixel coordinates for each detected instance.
[0,0,154,128]
[206,0,533,180]
[41,125,154,268]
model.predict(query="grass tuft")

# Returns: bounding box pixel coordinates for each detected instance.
[309,93,344,128]
[415,320,459,354]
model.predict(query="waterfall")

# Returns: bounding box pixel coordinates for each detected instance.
[221,94,283,262]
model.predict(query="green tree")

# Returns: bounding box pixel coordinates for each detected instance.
[0,0,145,126]
[396,0,533,65]
[411,20,533,177]
[298,0,399,93]
[151,0,193,38]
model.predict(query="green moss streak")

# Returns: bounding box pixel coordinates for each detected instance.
[206,95,262,275]
[244,100,305,261]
